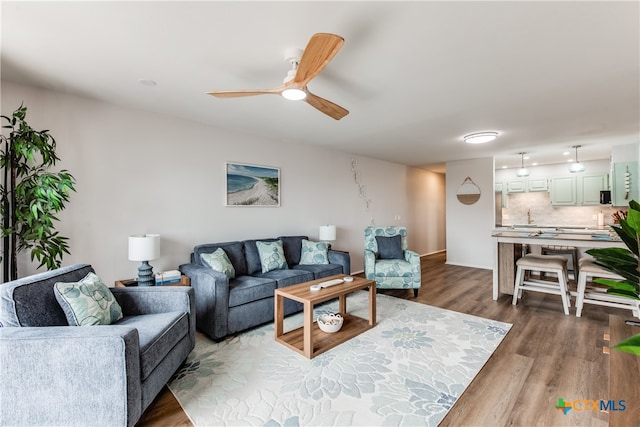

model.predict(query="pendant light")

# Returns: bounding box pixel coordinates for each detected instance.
[516,152,530,177]
[569,145,585,173]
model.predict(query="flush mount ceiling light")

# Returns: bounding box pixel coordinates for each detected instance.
[516,152,530,177]
[569,145,586,173]
[464,131,499,144]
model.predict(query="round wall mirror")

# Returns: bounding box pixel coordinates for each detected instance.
[457,177,481,205]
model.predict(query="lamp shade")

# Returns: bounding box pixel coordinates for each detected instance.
[319,225,337,241]
[569,162,585,173]
[128,234,160,261]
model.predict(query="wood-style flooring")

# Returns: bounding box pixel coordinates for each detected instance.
[139,251,639,426]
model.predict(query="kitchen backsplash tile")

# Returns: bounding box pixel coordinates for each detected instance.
[501,192,618,227]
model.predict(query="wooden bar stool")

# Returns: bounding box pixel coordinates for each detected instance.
[512,254,571,315]
[576,258,640,318]
[541,245,580,280]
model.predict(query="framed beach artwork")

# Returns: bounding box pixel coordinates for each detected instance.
[225,162,280,206]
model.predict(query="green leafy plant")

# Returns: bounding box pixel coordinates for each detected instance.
[586,200,640,355]
[0,104,77,281]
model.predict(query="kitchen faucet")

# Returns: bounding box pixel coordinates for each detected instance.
[527,209,533,224]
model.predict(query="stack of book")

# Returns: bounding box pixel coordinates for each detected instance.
[155,270,181,286]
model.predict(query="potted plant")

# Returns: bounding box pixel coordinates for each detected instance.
[0,104,76,281]
[586,200,640,355]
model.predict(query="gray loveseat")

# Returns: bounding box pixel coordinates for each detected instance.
[180,235,350,341]
[0,263,195,427]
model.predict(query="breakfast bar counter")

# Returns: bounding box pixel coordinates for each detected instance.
[492,230,626,300]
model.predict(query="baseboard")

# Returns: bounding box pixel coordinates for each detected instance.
[419,249,446,257]
[445,261,492,271]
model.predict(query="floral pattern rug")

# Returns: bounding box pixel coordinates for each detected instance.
[168,292,511,426]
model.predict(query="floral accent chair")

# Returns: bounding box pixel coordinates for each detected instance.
[364,226,421,297]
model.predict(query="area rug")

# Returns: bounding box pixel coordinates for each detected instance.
[168,292,511,426]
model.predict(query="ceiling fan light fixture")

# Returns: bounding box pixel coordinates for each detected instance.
[464,131,499,144]
[569,145,585,173]
[282,88,307,101]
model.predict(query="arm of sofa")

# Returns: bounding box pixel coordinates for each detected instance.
[179,263,230,341]
[364,249,377,280]
[111,286,195,347]
[0,326,141,427]
[328,249,351,275]
[404,249,422,288]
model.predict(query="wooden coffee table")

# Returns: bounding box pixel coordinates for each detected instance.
[274,274,376,358]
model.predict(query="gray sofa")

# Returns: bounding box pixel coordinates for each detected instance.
[180,235,350,341]
[0,263,195,427]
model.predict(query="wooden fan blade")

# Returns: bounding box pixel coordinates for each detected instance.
[207,87,283,98]
[304,90,349,120]
[294,33,344,86]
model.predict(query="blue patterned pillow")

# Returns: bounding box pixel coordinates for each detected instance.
[299,239,329,265]
[53,273,123,326]
[376,235,404,260]
[201,248,236,279]
[256,240,288,273]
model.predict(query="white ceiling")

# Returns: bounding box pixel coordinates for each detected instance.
[2,1,639,172]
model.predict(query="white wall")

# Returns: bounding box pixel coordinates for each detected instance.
[1,81,446,283]
[611,143,639,163]
[445,157,494,269]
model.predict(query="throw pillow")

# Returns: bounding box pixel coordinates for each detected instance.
[201,248,236,279]
[299,239,329,265]
[376,235,404,260]
[54,272,123,326]
[256,240,288,273]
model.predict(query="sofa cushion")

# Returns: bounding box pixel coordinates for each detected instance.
[0,264,95,327]
[193,242,247,276]
[114,311,188,380]
[244,238,277,275]
[293,264,343,279]
[228,276,277,308]
[299,239,329,265]
[278,235,308,266]
[201,248,236,279]
[257,269,314,287]
[256,240,288,273]
[374,259,414,276]
[376,235,404,260]
[54,273,123,326]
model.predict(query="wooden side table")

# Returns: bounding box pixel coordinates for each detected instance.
[114,275,190,287]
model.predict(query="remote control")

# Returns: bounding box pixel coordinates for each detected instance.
[319,279,344,288]
[310,278,344,291]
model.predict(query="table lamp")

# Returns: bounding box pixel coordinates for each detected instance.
[319,225,337,247]
[128,234,160,286]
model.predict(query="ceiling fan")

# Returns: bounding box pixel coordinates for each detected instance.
[207,33,349,120]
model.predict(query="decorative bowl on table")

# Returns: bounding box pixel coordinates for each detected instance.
[317,313,343,333]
